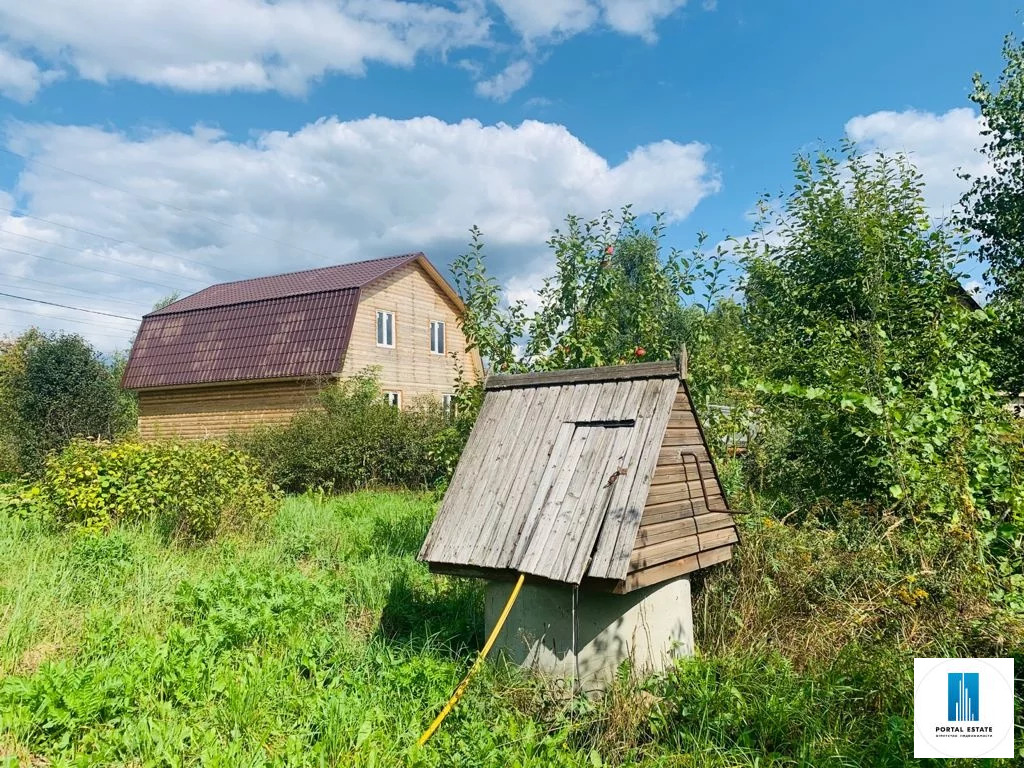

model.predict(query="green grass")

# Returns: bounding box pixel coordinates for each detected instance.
[0,492,1019,766]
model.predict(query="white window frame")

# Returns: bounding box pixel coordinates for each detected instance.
[430,319,446,355]
[384,391,401,408]
[376,310,395,348]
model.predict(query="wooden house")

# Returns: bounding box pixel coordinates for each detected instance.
[419,359,738,594]
[122,253,481,440]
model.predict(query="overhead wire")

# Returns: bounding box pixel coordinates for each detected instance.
[0,303,137,332]
[0,225,211,286]
[0,146,335,266]
[0,273,148,311]
[0,243,187,293]
[0,324,134,344]
[0,205,248,280]
[0,291,140,321]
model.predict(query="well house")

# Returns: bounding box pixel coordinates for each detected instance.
[419,359,739,687]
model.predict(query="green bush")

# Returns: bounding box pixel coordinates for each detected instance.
[30,438,280,541]
[238,372,453,493]
[0,330,137,476]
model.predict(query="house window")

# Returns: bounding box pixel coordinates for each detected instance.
[442,393,455,418]
[430,320,446,354]
[376,310,394,347]
[384,391,401,408]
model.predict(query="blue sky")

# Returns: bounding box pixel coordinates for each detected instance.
[0,1,1019,349]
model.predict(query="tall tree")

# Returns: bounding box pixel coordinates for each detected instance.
[961,34,1024,392]
[741,146,1003,514]
[451,207,699,374]
[2,331,123,472]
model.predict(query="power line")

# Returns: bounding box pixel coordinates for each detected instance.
[0,225,210,286]
[0,147,333,265]
[0,323,134,344]
[0,273,147,311]
[0,243,187,293]
[0,205,248,280]
[0,303,136,332]
[0,291,141,321]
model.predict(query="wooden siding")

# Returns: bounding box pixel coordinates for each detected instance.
[137,379,319,440]
[341,261,482,399]
[621,381,738,591]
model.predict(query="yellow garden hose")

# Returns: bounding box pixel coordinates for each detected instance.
[417,573,526,746]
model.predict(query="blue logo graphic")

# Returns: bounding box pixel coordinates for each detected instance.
[948,672,980,722]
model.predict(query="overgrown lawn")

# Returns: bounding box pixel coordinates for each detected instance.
[0,492,1018,766]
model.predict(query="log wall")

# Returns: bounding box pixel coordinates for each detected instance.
[137,379,319,440]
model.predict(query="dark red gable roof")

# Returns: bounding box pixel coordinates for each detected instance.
[122,253,425,389]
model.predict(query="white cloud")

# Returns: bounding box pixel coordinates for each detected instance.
[0,0,491,96]
[599,0,687,40]
[0,46,55,102]
[844,107,987,220]
[475,59,533,101]
[0,116,719,350]
[491,0,598,39]
[0,0,705,99]
[493,0,687,40]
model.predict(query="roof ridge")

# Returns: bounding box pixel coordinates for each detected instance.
[149,252,423,316]
[146,284,362,317]
[208,252,423,290]
[485,361,681,390]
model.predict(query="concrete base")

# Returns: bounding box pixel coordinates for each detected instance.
[484,576,694,691]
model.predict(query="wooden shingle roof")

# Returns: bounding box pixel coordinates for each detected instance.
[419,361,738,592]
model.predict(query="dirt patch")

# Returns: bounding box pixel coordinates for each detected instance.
[13,640,60,676]
[0,736,50,766]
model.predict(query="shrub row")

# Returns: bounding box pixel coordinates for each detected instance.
[10,438,279,541]
[236,373,458,493]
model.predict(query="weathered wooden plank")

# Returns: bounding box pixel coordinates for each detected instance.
[556,381,640,580]
[656,449,710,467]
[640,499,705,526]
[615,553,701,593]
[596,378,680,579]
[465,386,541,564]
[509,380,609,570]
[694,512,735,533]
[486,361,678,390]
[514,423,593,576]
[493,384,578,567]
[473,385,555,566]
[579,379,649,574]
[419,388,506,562]
[645,480,703,505]
[553,426,625,582]
[696,545,734,570]
[517,382,617,577]
[628,535,700,570]
[697,527,739,551]
[585,379,667,577]
[650,462,715,487]
[659,446,713,465]
[660,429,704,447]
[666,416,699,430]
[634,517,698,548]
